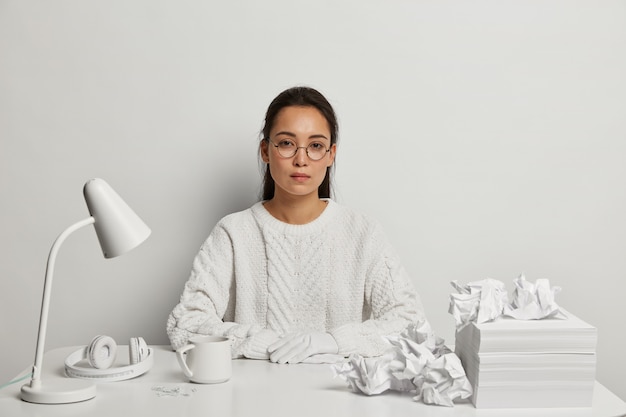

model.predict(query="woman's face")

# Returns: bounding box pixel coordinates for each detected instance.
[261,105,336,200]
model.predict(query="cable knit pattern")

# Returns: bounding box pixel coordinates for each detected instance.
[167,200,425,359]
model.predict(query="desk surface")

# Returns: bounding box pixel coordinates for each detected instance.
[1,346,625,417]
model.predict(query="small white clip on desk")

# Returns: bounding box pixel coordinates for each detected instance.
[1,346,625,417]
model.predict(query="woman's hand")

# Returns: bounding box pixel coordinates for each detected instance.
[268,332,338,364]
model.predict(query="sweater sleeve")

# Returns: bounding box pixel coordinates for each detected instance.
[166,223,279,359]
[329,223,426,357]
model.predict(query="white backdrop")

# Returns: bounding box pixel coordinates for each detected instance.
[1,0,625,401]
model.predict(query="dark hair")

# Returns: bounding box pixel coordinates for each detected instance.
[260,86,338,200]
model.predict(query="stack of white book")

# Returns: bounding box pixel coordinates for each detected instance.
[454,309,597,408]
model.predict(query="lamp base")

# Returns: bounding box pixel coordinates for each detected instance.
[21,379,96,404]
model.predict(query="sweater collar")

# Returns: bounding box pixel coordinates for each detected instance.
[251,199,338,236]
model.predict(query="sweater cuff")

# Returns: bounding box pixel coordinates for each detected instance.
[329,325,358,356]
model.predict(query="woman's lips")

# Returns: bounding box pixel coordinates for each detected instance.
[291,173,310,182]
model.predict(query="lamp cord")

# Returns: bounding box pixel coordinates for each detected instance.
[0,372,33,390]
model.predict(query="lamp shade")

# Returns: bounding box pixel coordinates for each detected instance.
[83,178,151,258]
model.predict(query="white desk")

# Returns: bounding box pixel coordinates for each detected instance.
[1,346,625,417]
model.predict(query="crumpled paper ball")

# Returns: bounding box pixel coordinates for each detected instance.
[504,274,565,320]
[449,278,508,329]
[332,320,473,407]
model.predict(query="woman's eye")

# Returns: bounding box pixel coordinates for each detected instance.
[278,140,295,148]
[310,142,324,150]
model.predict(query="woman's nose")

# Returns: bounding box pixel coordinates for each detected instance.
[293,147,308,166]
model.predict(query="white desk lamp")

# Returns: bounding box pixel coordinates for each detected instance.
[20,178,151,404]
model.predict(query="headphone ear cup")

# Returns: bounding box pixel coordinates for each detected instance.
[129,337,148,364]
[88,335,117,369]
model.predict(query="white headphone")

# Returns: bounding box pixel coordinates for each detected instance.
[65,335,154,382]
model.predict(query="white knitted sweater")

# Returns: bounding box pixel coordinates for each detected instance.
[167,200,425,358]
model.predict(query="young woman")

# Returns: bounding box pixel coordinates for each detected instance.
[167,86,426,363]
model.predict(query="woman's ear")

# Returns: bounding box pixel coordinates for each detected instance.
[260,140,270,163]
[327,143,337,167]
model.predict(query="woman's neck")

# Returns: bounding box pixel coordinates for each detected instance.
[263,193,328,225]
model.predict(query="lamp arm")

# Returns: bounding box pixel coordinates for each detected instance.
[28,217,95,389]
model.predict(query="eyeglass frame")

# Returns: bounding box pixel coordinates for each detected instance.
[266,138,332,161]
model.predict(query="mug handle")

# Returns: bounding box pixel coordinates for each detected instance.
[176,344,196,378]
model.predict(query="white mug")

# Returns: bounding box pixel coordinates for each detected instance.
[176,335,231,384]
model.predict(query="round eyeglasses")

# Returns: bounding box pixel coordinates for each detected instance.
[268,139,331,161]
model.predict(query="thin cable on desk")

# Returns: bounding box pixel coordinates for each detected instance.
[0,372,33,390]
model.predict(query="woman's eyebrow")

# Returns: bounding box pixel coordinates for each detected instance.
[274,131,329,141]
[309,134,330,141]
[274,131,296,137]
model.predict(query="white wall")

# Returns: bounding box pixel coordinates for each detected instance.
[1,0,625,401]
